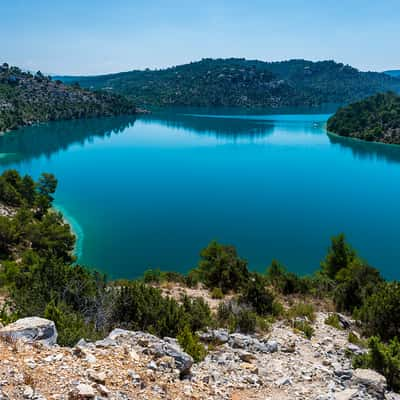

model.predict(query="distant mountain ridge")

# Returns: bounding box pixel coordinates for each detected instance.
[56,58,400,109]
[0,62,136,133]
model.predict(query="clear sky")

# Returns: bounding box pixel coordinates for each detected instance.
[2,0,399,75]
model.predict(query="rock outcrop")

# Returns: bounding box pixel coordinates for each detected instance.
[0,317,57,346]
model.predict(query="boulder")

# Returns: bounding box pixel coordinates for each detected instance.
[335,388,358,400]
[0,317,57,346]
[198,329,229,344]
[337,313,351,329]
[352,369,386,398]
[107,329,193,374]
[68,384,95,399]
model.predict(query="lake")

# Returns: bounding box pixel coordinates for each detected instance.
[1,110,400,280]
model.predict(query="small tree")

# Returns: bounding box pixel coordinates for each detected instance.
[177,325,206,362]
[197,241,249,293]
[357,282,400,341]
[321,233,356,279]
[240,273,274,316]
[334,259,382,313]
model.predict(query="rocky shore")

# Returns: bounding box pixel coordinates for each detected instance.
[0,313,398,400]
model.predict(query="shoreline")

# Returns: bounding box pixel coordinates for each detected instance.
[53,203,84,261]
[326,129,400,149]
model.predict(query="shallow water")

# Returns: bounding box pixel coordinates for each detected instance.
[1,111,400,279]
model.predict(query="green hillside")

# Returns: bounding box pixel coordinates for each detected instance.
[56,58,400,108]
[0,62,136,132]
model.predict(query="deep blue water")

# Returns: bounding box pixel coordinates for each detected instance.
[1,111,400,280]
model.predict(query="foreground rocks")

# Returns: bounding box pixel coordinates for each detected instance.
[0,317,57,346]
[0,313,397,399]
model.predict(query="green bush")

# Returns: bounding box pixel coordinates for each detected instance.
[143,269,163,284]
[348,331,366,348]
[111,283,186,337]
[287,303,315,322]
[211,287,224,299]
[325,314,343,330]
[334,260,382,313]
[181,295,213,332]
[235,309,257,334]
[44,301,101,346]
[177,325,206,363]
[357,282,400,341]
[267,260,310,295]
[353,336,400,391]
[196,240,249,293]
[240,273,275,316]
[294,320,314,339]
[321,233,356,279]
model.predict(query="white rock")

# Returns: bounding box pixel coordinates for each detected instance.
[0,317,57,346]
[335,388,358,400]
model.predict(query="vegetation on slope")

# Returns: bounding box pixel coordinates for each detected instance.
[0,62,136,132]
[57,58,400,108]
[327,92,400,144]
[1,170,400,388]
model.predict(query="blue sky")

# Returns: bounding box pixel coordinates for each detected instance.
[2,0,399,75]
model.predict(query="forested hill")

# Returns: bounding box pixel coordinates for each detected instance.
[0,63,136,133]
[327,92,400,144]
[56,58,400,108]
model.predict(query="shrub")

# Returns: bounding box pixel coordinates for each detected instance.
[197,241,249,293]
[177,325,206,363]
[181,295,213,332]
[357,282,400,341]
[287,303,315,322]
[211,287,224,299]
[143,269,163,284]
[325,314,343,330]
[216,301,234,327]
[321,233,356,279]
[216,301,258,334]
[235,309,257,334]
[111,283,186,337]
[266,260,310,295]
[348,331,366,348]
[240,273,275,316]
[334,260,382,313]
[44,301,101,346]
[294,320,314,339]
[353,336,400,391]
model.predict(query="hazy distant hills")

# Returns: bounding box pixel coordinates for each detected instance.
[55,58,400,109]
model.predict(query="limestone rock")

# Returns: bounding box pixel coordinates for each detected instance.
[108,329,193,374]
[352,368,387,398]
[69,384,95,399]
[0,317,57,346]
[335,388,358,400]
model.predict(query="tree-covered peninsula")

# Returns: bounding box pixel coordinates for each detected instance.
[327,92,400,144]
[57,58,400,108]
[0,63,136,133]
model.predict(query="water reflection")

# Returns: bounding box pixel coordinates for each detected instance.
[0,116,137,166]
[328,133,400,165]
[140,112,274,139]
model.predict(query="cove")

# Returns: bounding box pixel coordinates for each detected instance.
[1,111,400,280]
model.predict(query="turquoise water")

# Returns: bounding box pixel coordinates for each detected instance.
[1,112,400,280]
